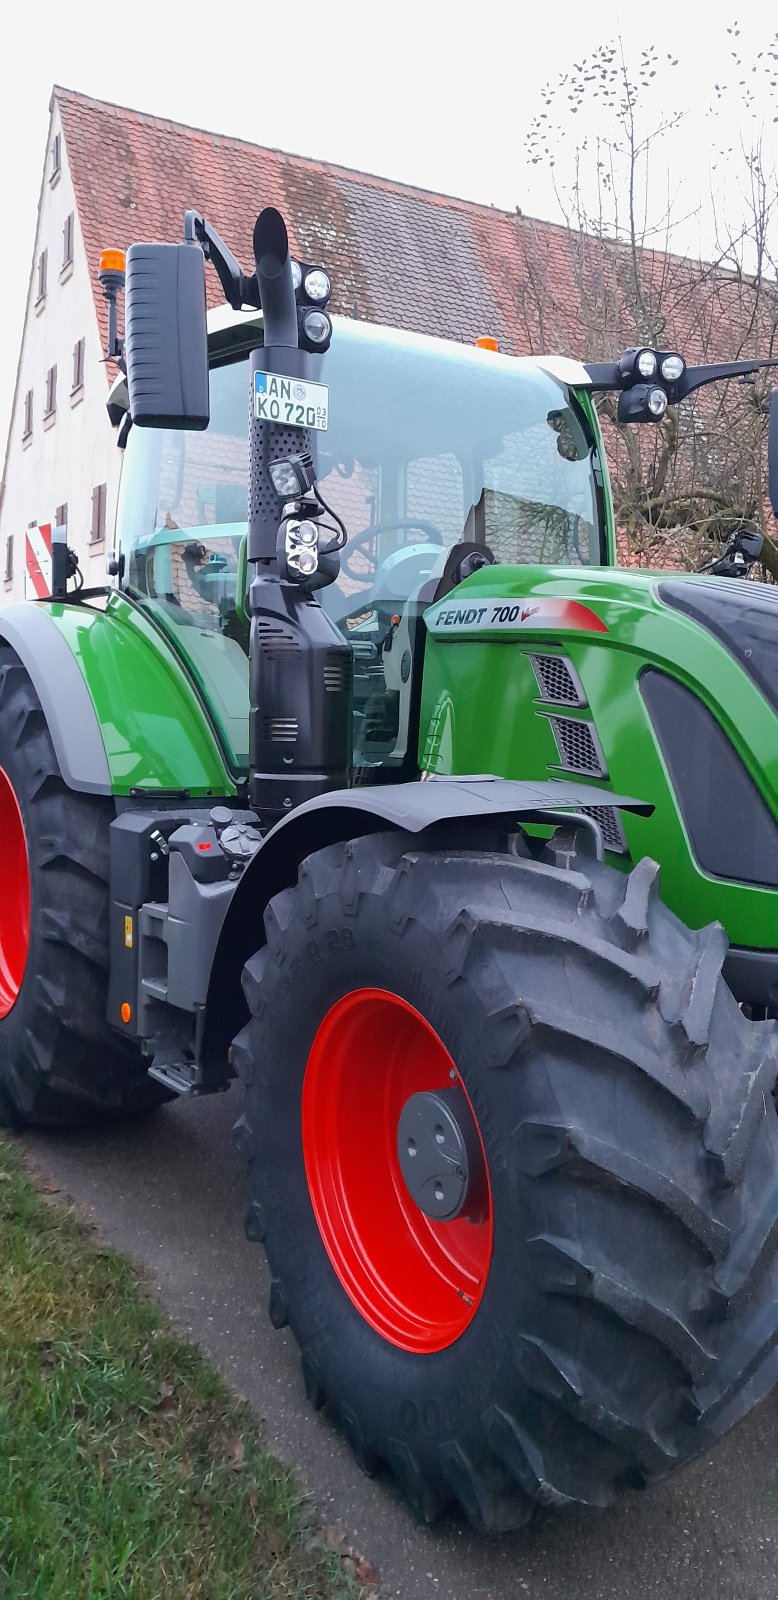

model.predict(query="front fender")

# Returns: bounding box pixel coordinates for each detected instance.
[0,603,111,793]
[203,775,651,1062]
[0,598,237,798]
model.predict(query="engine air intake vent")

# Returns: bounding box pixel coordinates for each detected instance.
[323,653,352,693]
[578,804,627,854]
[548,715,607,778]
[528,653,586,707]
[256,619,300,657]
[261,716,299,743]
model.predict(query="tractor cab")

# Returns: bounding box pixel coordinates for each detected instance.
[114,314,609,777]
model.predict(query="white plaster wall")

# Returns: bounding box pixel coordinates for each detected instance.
[0,100,120,604]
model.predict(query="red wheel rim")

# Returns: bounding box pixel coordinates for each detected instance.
[302,989,493,1353]
[0,767,31,1019]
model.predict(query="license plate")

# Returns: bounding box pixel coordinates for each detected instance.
[253,371,329,430]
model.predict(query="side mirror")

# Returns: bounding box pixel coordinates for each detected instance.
[769,389,778,520]
[709,526,764,579]
[124,242,210,429]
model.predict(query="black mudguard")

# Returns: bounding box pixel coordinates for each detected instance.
[203,775,651,1065]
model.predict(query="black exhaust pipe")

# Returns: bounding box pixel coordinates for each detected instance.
[248,209,315,567]
[252,209,297,347]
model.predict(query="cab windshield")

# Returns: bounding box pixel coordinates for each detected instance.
[116,319,604,770]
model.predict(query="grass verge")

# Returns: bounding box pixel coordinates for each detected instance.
[0,1136,372,1600]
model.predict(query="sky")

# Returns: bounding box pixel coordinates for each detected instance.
[0,0,774,455]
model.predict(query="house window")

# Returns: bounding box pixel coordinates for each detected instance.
[91,483,107,544]
[36,249,48,304]
[4,536,13,585]
[62,213,74,270]
[22,389,33,440]
[50,133,61,183]
[44,365,57,419]
[55,503,68,533]
[72,337,85,393]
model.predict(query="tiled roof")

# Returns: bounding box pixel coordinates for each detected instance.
[56,86,770,371]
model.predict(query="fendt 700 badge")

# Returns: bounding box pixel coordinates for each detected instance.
[253,371,329,430]
[425,596,608,635]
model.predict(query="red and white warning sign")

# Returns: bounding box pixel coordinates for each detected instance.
[25,522,53,599]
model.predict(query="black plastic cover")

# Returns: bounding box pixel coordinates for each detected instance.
[248,344,317,563]
[658,576,778,717]
[168,824,230,883]
[125,242,209,430]
[640,669,778,887]
[249,576,353,826]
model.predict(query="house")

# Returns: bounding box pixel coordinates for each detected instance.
[1,86,772,601]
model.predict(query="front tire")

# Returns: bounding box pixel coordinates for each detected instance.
[0,644,170,1125]
[234,830,778,1530]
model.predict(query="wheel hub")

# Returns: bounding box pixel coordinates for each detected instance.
[397,1087,486,1221]
[302,988,493,1352]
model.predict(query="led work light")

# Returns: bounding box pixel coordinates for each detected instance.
[660,353,685,383]
[299,307,333,352]
[268,452,317,499]
[284,517,320,581]
[303,268,331,304]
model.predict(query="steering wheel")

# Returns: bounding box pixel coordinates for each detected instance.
[340,519,444,583]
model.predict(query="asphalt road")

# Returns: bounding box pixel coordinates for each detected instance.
[20,1092,778,1600]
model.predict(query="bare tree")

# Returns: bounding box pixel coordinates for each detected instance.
[519,30,778,578]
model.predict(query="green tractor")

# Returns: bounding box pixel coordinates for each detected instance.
[1,204,777,1532]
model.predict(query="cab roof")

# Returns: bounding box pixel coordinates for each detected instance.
[205,304,593,391]
[107,309,593,419]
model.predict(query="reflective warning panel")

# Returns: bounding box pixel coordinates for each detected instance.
[25,522,53,600]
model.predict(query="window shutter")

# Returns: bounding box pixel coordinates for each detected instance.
[50,134,61,182]
[72,337,85,391]
[37,250,47,302]
[55,503,68,532]
[45,366,57,416]
[4,536,13,584]
[91,484,107,543]
[23,390,33,438]
[63,213,74,268]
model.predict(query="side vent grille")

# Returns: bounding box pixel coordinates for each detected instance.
[323,652,352,693]
[261,717,299,743]
[578,804,627,855]
[257,619,300,658]
[528,653,586,707]
[548,715,607,778]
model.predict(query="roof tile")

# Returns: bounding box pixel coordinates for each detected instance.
[55,86,771,369]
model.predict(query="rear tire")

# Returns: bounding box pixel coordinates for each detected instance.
[0,645,171,1125]
[234,829,778,1531]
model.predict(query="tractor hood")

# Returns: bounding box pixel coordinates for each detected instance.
[419,563,778,955]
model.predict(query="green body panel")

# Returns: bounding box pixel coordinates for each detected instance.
[44,595,237,796]
[420,565,778,950]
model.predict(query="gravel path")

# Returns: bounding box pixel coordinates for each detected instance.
[21,1091,778,1600]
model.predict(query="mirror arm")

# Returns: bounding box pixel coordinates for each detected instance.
[183,209,254,310]
[583,362,621,390]
[584,356,778,400]
[674,358,778,401]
